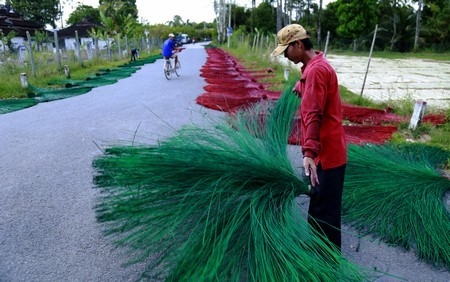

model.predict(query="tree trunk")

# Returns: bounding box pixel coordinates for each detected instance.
[390,14,397,51]
[277,0,283,32]
[414,0,423,50]
[288,0,292,25]
[317,0,323,49]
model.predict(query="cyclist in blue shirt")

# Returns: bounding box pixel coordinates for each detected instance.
[162,33,181,66]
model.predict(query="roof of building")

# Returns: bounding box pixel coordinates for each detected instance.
[57,19,101,38]
[0,5,47,37]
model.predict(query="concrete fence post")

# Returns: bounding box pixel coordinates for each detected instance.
[284,68,290,81]
[20,73,28,88]
[409,100,427,130]
[64,65,71,78]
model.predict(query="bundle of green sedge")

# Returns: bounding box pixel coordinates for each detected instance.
[92,81,364,281]
[344,143,450,268]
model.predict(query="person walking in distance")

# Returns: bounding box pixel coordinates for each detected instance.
[271,24,347,251]
[162,33,181,66]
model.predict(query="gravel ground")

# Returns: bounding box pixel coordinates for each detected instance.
[327,54,450,110]
[0,43,449,281]
[278,54,450,109]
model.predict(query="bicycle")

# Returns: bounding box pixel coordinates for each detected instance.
[163,57,181,80]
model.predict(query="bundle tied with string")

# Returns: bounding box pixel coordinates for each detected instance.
[92,80,365,281]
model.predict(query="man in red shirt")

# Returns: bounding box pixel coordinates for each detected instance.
[271,24,347,251]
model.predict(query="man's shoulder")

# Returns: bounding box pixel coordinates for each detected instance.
[304,57,337,82]
[309,54,334,72]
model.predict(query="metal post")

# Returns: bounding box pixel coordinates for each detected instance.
[324,31,330,57]
[360,24,378,97]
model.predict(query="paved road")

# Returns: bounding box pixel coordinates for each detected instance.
[1,43,449,281]
[0,43,224,281]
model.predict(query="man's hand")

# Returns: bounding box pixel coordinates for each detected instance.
[303,156,319,187]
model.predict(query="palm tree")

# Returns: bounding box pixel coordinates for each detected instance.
[167,15,184,27]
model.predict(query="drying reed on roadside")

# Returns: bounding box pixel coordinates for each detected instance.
[344,143,450,268]
[92,82,364,281]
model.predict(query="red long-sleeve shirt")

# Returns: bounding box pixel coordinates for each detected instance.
[297,52,347,169]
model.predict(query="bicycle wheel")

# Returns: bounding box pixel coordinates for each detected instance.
[164,60,172,80]
[175,61,181,77]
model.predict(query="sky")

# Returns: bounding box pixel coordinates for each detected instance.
[0,0,334,28]
[62,0,334,27]
[61,0,263,26]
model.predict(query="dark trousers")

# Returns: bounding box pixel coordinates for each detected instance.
[308,163,346,251]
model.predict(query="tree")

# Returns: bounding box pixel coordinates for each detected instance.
[335,0,378,49]
[384,5,416,51]
[166,15,184,27]
[10,0,60,28]
[320,1,340,41]
[377,0,416,52]
[87,27,101,58]
[66,5,101,25]
[99,10,116,37]
[99,0,137,20]
[276,0,282,32]
[214,0,227,42]
[98,0,138,37]
[33,30,50,51]
[420,0,450,50]
[231,4,249,32]
[253,2,277,33]
[120,14,139,38]
[317,0,323,49]
[0,29,17,52]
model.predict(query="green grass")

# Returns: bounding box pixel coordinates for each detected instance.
[0,52,158,99]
